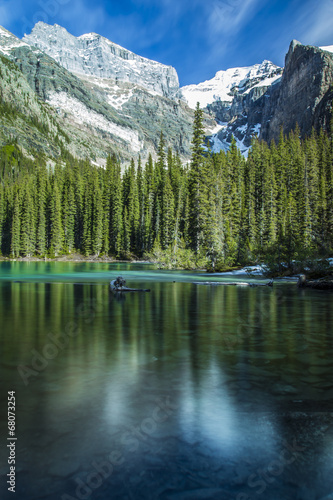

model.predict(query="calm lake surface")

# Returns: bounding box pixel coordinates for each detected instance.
[0,262,333,500]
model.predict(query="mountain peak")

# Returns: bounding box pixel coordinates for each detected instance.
[23,22,179,97]
[78,32,100,40]
[180,60,282,109]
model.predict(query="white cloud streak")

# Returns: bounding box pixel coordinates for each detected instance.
[297,0,333,45]
[207,0,261,36]
[2,0,331,85]
[0,1,17,27]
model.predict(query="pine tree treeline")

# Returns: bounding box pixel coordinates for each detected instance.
[0,112,332,269]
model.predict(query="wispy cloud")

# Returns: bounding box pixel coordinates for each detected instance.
[207,0,261,37]
[296,0,333,45]
[201,0,264,71]
[0,0,19,27]
[56,0,107,35]
[54,0,180,52]
[263,0,333,68]
[1,0,331,85]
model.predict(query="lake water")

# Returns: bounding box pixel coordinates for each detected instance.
[0,262,333,500]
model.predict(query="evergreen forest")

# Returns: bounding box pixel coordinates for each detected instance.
[0,104,332,272]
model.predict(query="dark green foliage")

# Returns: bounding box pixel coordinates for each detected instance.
[20,179,35,257]
[50,180,64,256]
[0,114,332,268]
[188,103,209,254]
[10,190,21,258]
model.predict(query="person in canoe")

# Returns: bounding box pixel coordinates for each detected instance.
[110,276,150,292]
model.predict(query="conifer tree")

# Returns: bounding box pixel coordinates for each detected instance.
[50,181,64,256]
[156,131,166,189]
[73,164,84,250]
[127,160,140,253]
[123,206,130,255]
[143,154,154,251]
[35,166,47,255]
[161,173,175,249]
[66,184,76,253]
[91,171,103,256]
[203,155,223,269]
[111,163,123,257]
[188,102,208,254]
[20,181,35,257]
[137,155,145,252]
[82,184,92,256]
[11,190,20,258]
[102,179,110,256]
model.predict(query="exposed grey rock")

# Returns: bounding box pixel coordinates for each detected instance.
[205,42,332,153]
[1,22,332,161]
[0,24,200,163]
[210,41,333,152]
[261,40,333,143]
[23,22,179,99]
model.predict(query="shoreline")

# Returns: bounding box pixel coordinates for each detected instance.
[1,257,332,281]
[0,255,260,276]
[0,254,152,264]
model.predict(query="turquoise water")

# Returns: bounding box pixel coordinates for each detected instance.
[0,262,332,500]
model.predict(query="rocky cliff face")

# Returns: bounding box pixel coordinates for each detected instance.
[260,41,333,143]
[179,60,283,154]
[182,41,333,154]
[0,22,332,162]
[23,22,179,98]
[0,23,203,164]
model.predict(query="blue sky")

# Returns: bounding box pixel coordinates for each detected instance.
[1,0,332,85]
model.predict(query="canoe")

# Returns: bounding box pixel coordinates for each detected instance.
[110,285,150,292]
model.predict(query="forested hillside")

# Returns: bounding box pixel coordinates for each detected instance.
[0,104,332,270]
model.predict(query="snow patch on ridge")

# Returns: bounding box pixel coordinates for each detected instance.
[243,74,282,94]
[0,26,11,38]
[209,134,229,154]
[208,122,261,157]
[0,26,30,54]
[320,45,333,54]
[180,60,282,109]
[107,89,134,110]
[46,92,142,152]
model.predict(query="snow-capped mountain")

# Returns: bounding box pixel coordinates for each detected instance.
[180,60,282,109]
[180,42,333,155]
[0,23,201,164]
[0,22,332,163]
[179,60,283,155]
[23,22,179,98]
